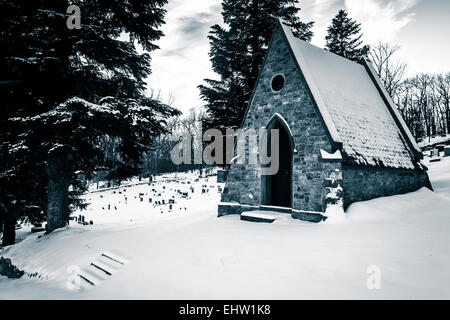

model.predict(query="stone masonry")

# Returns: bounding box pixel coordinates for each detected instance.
[342,164,431,209]
[221,27,335,213]
[219,22,432,220]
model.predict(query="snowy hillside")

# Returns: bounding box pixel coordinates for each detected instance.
[1,160,450,299]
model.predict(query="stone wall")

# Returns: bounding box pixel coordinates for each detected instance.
[219,25,433,215]
[342,164,432,209]
[220,26,335,212]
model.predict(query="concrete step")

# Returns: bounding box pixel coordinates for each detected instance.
[88,264,111,280]
[102,251,128,265]
[91,260,115,276]
[98,255,122,270]
[78,268,105,286]
[241,211,276,223]
[259,205,292,213]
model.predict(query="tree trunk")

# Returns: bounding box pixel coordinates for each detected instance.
[46,153,70,233]
[2,209,16,247]
[446,105,450,134]
[0,202,4,233]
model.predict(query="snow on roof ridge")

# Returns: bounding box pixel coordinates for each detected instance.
[279,19,360,67]
[278,19,342,147]
[277,19,418,170]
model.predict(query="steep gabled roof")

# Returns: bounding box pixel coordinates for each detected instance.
[278,20,421,169]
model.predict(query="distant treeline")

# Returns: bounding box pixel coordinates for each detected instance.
[394,73,450,140]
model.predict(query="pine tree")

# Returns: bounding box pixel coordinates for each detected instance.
[199,0,314,131]
[0,0,179,241]
[325,9,364,61]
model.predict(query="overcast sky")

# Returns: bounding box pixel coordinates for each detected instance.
[146,0,450,114]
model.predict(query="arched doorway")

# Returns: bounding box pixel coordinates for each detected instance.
[261,114,293,208]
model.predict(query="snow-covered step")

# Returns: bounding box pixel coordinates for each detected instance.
[78,268,106,286]
[91,260,116,276]
[240,211,276,223]
[88,264,111,280]
[101,251,128,265]
[97,255,123,269]
[259,205,291,213]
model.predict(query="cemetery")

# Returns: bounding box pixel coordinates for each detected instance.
[1,156,449,299]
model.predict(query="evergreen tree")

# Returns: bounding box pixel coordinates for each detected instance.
[325,9,364,61]
[0,0,179,242]
[199,0,314,131]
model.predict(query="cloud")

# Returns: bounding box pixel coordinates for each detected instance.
[300,0,345,46]
[147,0,222,112]
[146,0,222,113]
[146,0,423,114]
[345,0,419,43]
[304,0,419,46]
[161,11,218,58]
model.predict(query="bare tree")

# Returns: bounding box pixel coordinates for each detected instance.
[435,73,450,134]
[369,42,408,98]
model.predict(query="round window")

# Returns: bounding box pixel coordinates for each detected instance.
[271,74,285,92]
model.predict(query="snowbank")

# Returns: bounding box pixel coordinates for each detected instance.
[1,160,449,299]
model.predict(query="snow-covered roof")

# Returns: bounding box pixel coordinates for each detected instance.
[278,20,419,169]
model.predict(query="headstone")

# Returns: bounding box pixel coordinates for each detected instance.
[31,226,46,233]
[430,149,441,162]
[444,146,450,157]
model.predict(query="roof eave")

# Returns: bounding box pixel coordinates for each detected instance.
[360,57,423,160]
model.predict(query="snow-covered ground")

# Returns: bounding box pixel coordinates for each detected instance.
[1,159,449,300]
[418,133,450,148]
